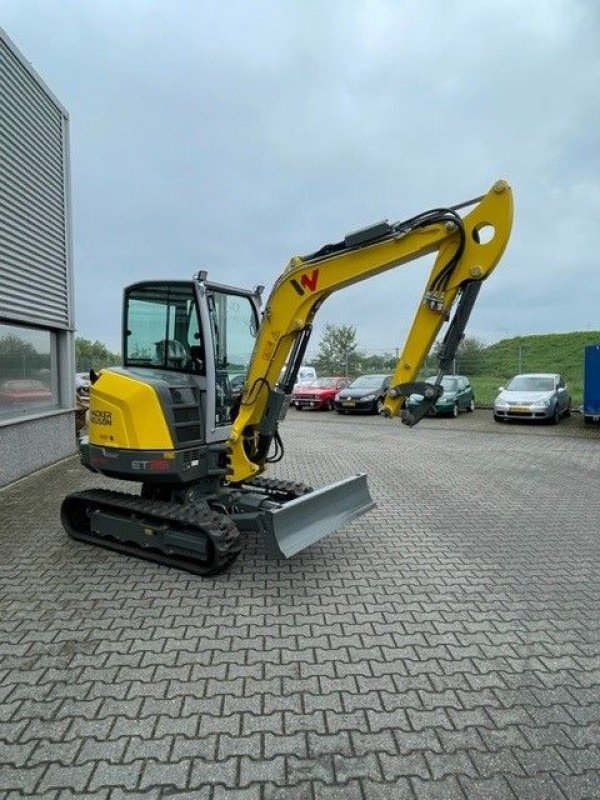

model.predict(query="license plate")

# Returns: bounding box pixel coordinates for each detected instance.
[512,406,529,413]
[343,400,356,407]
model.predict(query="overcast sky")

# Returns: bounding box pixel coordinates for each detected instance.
[2,0,599,357]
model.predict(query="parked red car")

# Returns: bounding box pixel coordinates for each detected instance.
[0,379,53,406]
[292,377,350,410]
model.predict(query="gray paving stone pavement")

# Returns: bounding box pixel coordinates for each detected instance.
[1,409,599,798]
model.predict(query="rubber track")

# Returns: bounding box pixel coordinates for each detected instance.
[62,488,241,576]
[240,475,313,503]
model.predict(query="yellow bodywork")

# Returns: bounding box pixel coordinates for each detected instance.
[88,371,174,450]
[87,180,513,486]
[228,180,514,483]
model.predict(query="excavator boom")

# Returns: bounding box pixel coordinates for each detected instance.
[228,180,513,483]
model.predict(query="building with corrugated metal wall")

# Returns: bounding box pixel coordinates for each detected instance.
[0,27,76,487]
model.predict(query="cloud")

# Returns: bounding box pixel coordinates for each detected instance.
[2,0,599,354]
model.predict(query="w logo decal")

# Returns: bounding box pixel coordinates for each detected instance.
[291,269,320,295]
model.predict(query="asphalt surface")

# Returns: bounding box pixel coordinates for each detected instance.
[1,409,599,799]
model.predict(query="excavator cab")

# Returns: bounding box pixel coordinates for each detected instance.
[122,277,260,437]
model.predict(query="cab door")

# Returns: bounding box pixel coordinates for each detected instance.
[200,281,260,443]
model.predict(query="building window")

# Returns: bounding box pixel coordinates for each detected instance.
[0,323,58,420]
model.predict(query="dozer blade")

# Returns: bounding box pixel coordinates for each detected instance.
[261,473,374,559]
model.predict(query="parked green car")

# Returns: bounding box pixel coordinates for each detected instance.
[407,375,475,417]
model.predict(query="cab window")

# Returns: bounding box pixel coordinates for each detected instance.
[125,283,204,373]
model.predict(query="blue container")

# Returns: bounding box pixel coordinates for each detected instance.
[583,345,600,420]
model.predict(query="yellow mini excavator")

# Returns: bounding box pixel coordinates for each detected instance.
[61,180,514,575]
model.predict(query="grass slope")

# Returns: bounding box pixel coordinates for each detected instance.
[469,331,600,407]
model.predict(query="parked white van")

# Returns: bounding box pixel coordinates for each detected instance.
[297,366,317,384]
[280,365,317,405]
[280,364,317,385]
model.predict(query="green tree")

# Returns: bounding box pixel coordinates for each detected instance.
[314,324,358,376]
[0,334,38,359]
[456,336,486,375]
[75,338,121,372]
[431,335,486,375]
[360,352,397,373]
[0,334,49,380]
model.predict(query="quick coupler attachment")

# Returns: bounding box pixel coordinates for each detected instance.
[386,381,443,427]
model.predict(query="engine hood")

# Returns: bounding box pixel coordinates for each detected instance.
[297,387,329,395]
[410,391,456,403]
[338,387,382,399]
[498,390,554,404]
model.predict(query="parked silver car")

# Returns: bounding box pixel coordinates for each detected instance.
[75,371,90,389]
[493,373,571,424]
